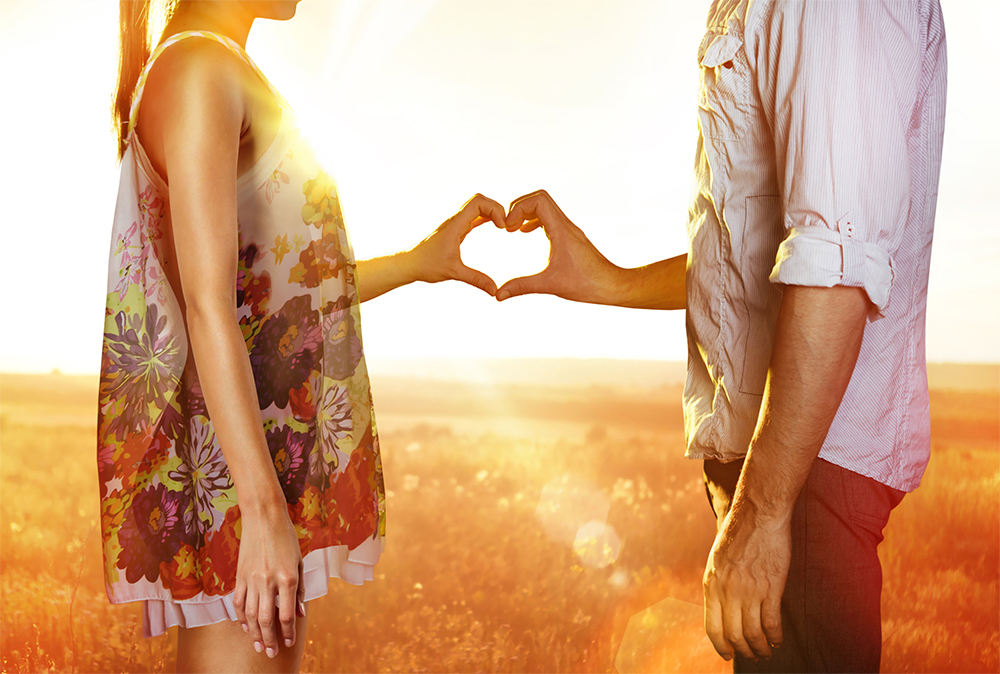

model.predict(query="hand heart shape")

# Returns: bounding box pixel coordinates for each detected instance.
[459,215,550,295]
[415,191,615,304]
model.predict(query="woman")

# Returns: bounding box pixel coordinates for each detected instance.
[98,1,505,670]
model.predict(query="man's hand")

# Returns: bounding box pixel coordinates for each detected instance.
[703,501,790,661]
[495,190,624,304]
[701,285,870,662]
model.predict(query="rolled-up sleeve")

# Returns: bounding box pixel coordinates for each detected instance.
[752,0,912,317]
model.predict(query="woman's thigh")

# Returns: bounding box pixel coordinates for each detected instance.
[175,613,309,674]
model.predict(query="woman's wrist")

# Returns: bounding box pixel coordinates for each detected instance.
[236,480,288,519]
[397,246,426,285]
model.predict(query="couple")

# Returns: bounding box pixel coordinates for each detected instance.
[97,1,947,673]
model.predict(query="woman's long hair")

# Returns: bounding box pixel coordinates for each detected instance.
[113,0,178,160]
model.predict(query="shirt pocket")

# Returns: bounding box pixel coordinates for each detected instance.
[697,31,751,142]
[738,195,784,396]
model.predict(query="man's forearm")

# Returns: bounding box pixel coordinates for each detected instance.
[607,254,687,310]
[734,285,870,521]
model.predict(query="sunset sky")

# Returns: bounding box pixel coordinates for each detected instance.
[1,0,997,374]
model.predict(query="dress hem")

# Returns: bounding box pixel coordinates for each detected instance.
[141,535,383,638]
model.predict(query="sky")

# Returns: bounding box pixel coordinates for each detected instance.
[0,0,997,374]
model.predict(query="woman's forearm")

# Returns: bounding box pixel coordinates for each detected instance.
[185,305,286,517]
[355,250,420,303]
[355,249,424,303]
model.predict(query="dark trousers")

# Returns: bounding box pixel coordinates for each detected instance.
[703,458,905,673]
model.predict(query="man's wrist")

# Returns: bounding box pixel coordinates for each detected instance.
[599,256,686,310]
[737,445,810,525]
[593,264,630,306]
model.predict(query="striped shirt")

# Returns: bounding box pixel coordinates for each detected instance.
[683,0,947,492]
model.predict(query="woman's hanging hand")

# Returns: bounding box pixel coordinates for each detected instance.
[232,506,306,658]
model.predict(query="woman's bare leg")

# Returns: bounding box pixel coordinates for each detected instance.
[175,612,308,674]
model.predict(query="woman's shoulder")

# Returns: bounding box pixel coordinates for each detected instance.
[141,37,248,115]
[134,36,253,173]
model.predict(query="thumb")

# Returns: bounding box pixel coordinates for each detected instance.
[453,264,498,297]
[496,272,550,302]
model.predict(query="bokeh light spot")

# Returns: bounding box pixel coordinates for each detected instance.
[534,474,609,545]
[572,520,622,568]
[615,598,727,674]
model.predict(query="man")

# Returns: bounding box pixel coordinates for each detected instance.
[495,1,946,671]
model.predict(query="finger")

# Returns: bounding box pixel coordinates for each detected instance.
[244,586,264,654]
[233,578,248,633]
[496,271,549,302]
[277,571,298,649]
[453,264,498,296]
[518,218,544,234]
[722,603,755,661]
[761,588,783,649]
[505,191,555,231]
[257,588,278,658]
[742,603,772,659]
[704,595,733,662]
[296,559,306,618]
[460,194,507,236]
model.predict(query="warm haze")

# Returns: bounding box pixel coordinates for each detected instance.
[0,0,997,373]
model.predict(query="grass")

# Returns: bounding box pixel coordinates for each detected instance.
[0,373,997,673]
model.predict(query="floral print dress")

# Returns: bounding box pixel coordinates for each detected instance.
[99,31,385,638]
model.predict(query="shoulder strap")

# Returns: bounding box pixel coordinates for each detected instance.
[127,30,288,138]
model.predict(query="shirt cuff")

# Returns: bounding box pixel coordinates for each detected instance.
[769,224,895,317]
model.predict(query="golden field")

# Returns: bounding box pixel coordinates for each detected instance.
[1,364,997,673]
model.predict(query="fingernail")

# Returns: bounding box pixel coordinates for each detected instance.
[254,642,262,653]
[496,291,509,302]
[285,638,293,647]
[266,647,276,658]
[242,623,248,633]
[299,600,306,615]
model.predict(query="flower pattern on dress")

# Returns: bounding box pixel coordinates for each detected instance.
[99,31,384,613]
[270,234,292,264]
[112,221,142,301]
[116,484,189,584]
[168,417,232,536]
[322,298,364,380]
[249,294,321,410]
[101,304,183,441]
[307,382,352,487]
[319,384,352,446]
[289,171,349,288]
[266,424,313,504]
[260,162,290,204]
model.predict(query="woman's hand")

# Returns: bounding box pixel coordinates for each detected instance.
[356,193,507,302]
[408,193,507,296]
[233,506,306,658]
